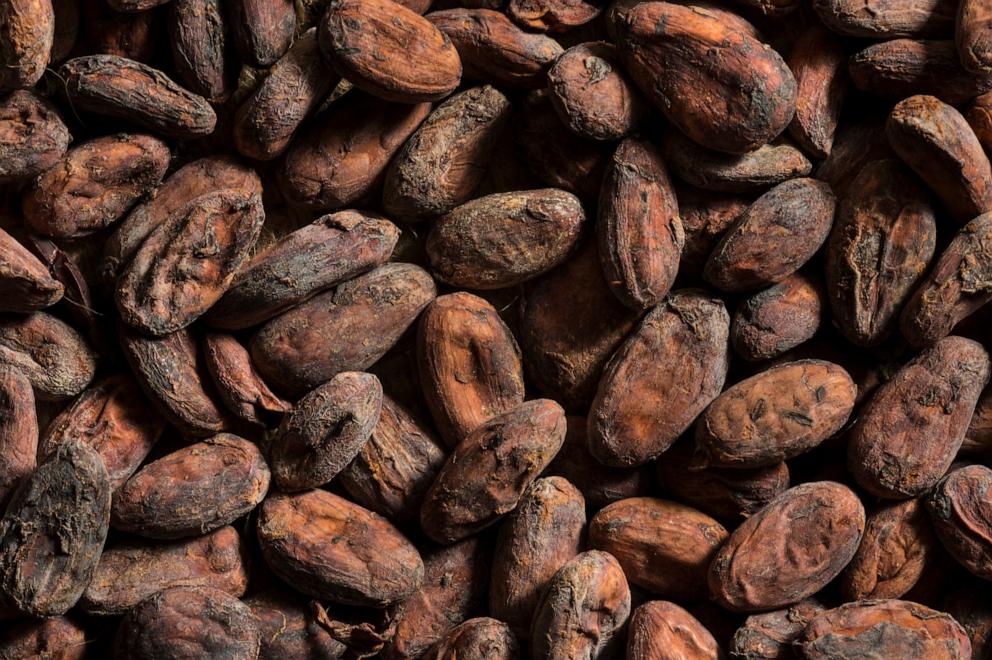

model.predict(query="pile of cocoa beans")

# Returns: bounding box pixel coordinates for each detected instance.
[2,0,992,656]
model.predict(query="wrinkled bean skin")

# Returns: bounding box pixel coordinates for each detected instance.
[787,27,847,159]
[0,0,53,89]
[61,55,217,138]
[246,590,346,660]
[23,133,170,240]
[0,369,35,505]
[426,189,585,290]
[206,210,399,330]
[420,399,567,543]
[588,289,729,467]
[113,586,262,660]
[320,0,462,102]
[233,30,339,162]
[418,292,524,448]
[0,91,71,184]
[598,137,684,311]
[80,526,249,615]
[38,374,164,489]
[590,497,727,601]
[708,481,866,613]
[168,0,231,102]
[826,159,937,347]
[927,464,992,580]
[338,394,448,528]
[490,477,585,638]
[115,189,265,336]
[269,371,383,492]
[731,272,824,361]
[228,0,294,67]
[676,185,750,280]
[813,0,956,37]
[0,228,63,312]
[531,550,631,660]
[887,95,992,224]
[695,360,856,469]
[627,601,721,660]
[426,618,520,660]
[509,0,600,31]
[120,325,228,437]
[0,441,111,617]
[841,498,936,600]
[0,312,96,401]
[900,213,992,347]
[257,489,424,606]
[385,537,490,659]
[112,433,270,539]
[203,332,291,426]
[428,9,564,88]
[730,599,826,659]
[849,336,990,498]
[704,178,836,293]
[383,85,512,219]
[251,263,437,397]
[958,0,992,73]
[614,1,797,154]
[798,599,971,660]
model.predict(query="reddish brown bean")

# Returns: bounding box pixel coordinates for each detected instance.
[0,369,36,504]
[731,272,824,361]
[627,601,721,660]
[0,228,63,312]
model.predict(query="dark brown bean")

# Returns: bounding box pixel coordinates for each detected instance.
[61,55,217,138]
[246,590,346,660]
[508,0,600,31]
[704,178,836,293]
[0,369,36,504]
[80,526,249,615]
[420,399,567,543]
[958,0,992,73]
[0,0,54,89]
[732,272,824,361]
[849,336,990,497]
[112,433,270,539]
[0,91,71,184]
[826,158,937,347]
[250,263,437,397]
[588,289,729,467]
[730,599,826,659]
[0,227,63,312]
[169,0,232,102]
[257,489,424,606]
[426,618,519,660]
[0,441,111,617]
[0,311,97,401]
[927,464,992,579]
[708,481,866,612]
[813,0,956,37]
[0,617,86,660]
[787,27,847,159]
[228,0,295,67]
[203,333,291,426]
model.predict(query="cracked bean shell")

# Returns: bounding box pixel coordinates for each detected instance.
[61,55,217,138]
[418,292,524,448]
[0,227,63,312]
[112,433,270,539]
[798,599,971,660]
[598,137,684,311]
[848,336,990,498]
[246,590,345,660]
[0,441,111,617]
[531,550,631,660]
[589,497,728,600]
[826,159,937,347]
[427,188,585,290]
[614,1,797,154]
[588,289,729,467]
[927,464,992,580]
[80,526,249,616]
[22,133,170,239]
[257,489,424,606]
[0,617,86,660]
[120,325,228,437]
[0,311,96,401]
[708,481,866,612]
[704,178,836,293]
[250,263,437,397]
[113,586,261,660]
[420,399,567,544]
[270,371,382,491]
[695,360,856,469]
[320,0,461,102]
